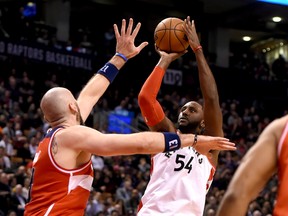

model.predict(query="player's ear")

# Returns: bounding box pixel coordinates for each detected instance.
[200,120,205,128]
[68,102,77,114]
[200,120,205,133]
[43,115,49,123]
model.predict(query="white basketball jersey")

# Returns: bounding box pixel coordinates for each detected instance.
[137,146,215,216]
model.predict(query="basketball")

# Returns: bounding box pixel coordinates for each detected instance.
[154,17,189,53]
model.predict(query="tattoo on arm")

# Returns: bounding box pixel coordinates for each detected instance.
[52,139,58,155]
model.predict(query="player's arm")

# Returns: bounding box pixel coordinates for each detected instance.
[60,125,236,156]
[138,47,185,132]
[183,16,223,137]
[216,119,279,216]
[195,48,223,137]
[77,18,148,121]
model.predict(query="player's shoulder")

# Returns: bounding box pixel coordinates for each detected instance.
[262,114,288,139]
[270,114,288,128]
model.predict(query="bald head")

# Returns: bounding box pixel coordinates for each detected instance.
[40,87,76,124]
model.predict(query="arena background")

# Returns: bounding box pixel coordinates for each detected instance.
[0,0,287,215]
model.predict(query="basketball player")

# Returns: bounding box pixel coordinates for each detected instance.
[137,16,226,215]
[24,18,236,216]
[216,113,288,216]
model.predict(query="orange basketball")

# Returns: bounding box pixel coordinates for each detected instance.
[154,17,189,53]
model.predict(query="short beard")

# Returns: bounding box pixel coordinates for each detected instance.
[177,122,199,134]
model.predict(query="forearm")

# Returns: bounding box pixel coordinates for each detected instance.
[86,131,194,156]
[138,66,165,126]
[108,54,127,70]
[195,50,219,101]
[77,54,126,121]
[69,125,235,156]
[156,56,173,71]
[217,193,250,216]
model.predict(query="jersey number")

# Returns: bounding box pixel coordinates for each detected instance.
[174,154,194,173]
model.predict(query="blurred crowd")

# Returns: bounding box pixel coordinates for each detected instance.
[0,47,287,216]
[0,3,288,216]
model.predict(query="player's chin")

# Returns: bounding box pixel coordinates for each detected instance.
[178,119,188,125]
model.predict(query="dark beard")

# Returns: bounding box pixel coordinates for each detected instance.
[177,121,199,134]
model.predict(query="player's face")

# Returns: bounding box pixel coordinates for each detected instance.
[177,101,203,133]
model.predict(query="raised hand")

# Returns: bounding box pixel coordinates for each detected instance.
[113,18,149,60]
[154,44,187,70]
[183,16,202,52]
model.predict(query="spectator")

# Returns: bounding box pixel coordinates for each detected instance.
[2,118,15,141]
[21,177,30,201]
[115,178,132,212]
[85,190,104,216]
[137,157,150,173]
[271,54,287,80]
[0,133,15,157]
[10,184,27,216]
[0,172,12,215]
[28,136,38,158]
[91,155,105,171]
[0,146,11,171]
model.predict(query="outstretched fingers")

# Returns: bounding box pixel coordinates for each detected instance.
[211,138,236,151]
[216,140,237,151]
[121,19,126,36]
[131,21,141,38]
[126,18,134,36]
[113,23,120,40]
[137,41,149,53]
[191,20,197,33]
[113,17,148,60]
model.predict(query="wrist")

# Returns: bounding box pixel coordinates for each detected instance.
[109,55,126,69]
[193,45,202,53]
[159,56,172,67]
[97,62,119,83]
[163,132,181,152]
[115,52,128,62]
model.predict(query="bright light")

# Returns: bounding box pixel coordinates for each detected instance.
[242,36,251,42]
[257,0,288,6]
[272,16,282,22]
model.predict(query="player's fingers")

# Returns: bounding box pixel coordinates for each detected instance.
[113,24,120,39]
[121,19,126,35]
[219,141,236,148]
[192,20,197,31]
[132,22,141,38]
[222,140,235,145]
[211,137,230,142]
[218,143,237,150]
[137,42,149,52]
[126,18,133,35]
[154,43,159,51]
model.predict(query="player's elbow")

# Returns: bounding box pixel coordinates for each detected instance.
[223,187,249,205]
[222,190,239,203]
[138,91,150,107]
